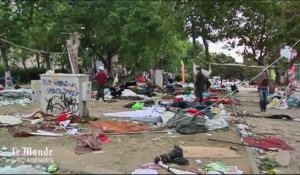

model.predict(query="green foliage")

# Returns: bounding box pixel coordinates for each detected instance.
[0,66,46,84]
[1,0,300,79]
[258,158,280,172]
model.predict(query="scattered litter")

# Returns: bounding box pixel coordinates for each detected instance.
[31,118,44,125]
[293,118,300,122]
[167,131,173,135]
[154,145,189,166]
[47,161,58,173]
[258,158,280,173]
[195,159,202,164]
[267,98,288,109]
[0,151,14,157]
[98,134,110,144]
[0,115,23,126]
[205,115,229,131]
[131,168,158,174]
[243,137,294,150]
[75,131,103,154]
[132,102,144,110]
[35,165,47,172]
[140,162,160,170]
[30,130,63,137]
[206,133,213,136]
[66,128,79,135]
[205,162,243,174]
[0,165,49,174]
[1,146,8,151]
[93,150,104,154]
[157,161,196,174]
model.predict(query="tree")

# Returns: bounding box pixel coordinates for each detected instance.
[210,53,243,79]
[23,0,68,70]
[0,0,38,80]
[223,1,283,66]
[174,1,237,70]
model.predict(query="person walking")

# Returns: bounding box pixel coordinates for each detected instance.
[95,66,107,101]
[195,67,206,103]
[257,70,269,112]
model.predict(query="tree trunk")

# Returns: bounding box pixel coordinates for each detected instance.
[191,20,197,63]
[93,55,97,74]
[202,36,210,69]
[271,45,282,85]
[21,56,27,69]
[35,52,41,68]
[191,19,198,82]
[105,52,113,77]
[257,57,264,66]
[0,42,11,87]
[0,46,10,72]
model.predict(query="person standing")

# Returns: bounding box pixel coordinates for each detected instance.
[95,66,107,101]
[257,70,269,112]
[195,67,206,103]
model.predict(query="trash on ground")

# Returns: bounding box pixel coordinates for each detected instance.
[154,145,189,166]
[74,130,103,154]
[47,161,58,173]
[131,168,158,174]
[205,162,243,174]
[0,115,23,126]
[0,165,49,174]
[242,137,294,150]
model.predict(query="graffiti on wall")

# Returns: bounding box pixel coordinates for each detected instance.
[45,93,79,113]
[42,77,80,114]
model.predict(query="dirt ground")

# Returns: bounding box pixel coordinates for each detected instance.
[235,87,300,174]
[0,95,255,174]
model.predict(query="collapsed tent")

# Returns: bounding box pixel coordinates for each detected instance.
[166,110,208,134]
[103,107,166,123]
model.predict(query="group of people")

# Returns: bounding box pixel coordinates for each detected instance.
[194,66,272,113]
[94,65,283,113]
[94,67,151,101]
[94,66,124,101]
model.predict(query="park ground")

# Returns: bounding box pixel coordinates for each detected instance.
[0,87,299,174]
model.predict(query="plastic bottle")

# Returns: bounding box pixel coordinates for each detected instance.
[35,165,47,172]
[47,162,58,173]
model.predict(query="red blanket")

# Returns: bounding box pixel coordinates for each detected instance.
[243,137,294,150]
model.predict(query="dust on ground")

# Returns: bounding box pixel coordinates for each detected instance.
[0,98,253,174]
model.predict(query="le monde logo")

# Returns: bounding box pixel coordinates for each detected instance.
[11,147,54,164]
[12,147,53,156]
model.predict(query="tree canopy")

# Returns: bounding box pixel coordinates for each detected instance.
[1,0,300,81]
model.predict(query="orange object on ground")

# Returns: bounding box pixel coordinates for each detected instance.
[89,121,149,133]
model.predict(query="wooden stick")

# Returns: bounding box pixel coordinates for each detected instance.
[102,130,173,135]
[77,130,175,136]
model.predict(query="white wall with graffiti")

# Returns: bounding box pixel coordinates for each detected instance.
[40,74,89,116]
